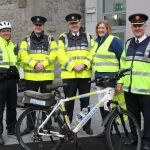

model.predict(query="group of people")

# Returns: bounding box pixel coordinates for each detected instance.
[0,12,149,150]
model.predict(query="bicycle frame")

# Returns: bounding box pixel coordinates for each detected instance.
[37,87,112,137]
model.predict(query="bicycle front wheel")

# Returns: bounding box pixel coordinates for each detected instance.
[16,106,64,150]
[106,109,141,150]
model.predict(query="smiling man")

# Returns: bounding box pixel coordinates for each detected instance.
[57,13,95,135]
[117,13,150,150]
[19,16,57,135]
[0,21,19,145]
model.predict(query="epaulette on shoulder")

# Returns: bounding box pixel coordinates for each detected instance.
[23,34,30,41]
[59,32,67,37]
[125,37,134,45]
[84,31,90,35]
[126,37,134,42]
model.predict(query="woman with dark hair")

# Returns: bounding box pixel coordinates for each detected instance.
[92,20,123,138]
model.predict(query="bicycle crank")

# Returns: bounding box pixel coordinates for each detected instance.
[64,131,77,143]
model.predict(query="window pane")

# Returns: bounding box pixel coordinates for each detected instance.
[103,0,126,13]
[104,14,126,26]
[112,32,124,44]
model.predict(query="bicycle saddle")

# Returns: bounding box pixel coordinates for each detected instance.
[24,90,54,100]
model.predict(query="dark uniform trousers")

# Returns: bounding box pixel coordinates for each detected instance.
[0,78,17,134]
[63,78,91,130]
[25,80,52,129]
[124,91,150,146]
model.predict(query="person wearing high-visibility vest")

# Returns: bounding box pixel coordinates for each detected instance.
[0,21,20,145]
[19,16,57,136]
[117,13,150,150]
[92,20,123,138]
[58,13,94,135]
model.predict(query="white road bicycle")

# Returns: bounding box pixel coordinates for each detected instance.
[16,67,141,150]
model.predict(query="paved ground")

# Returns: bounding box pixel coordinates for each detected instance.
[2,83,104,146]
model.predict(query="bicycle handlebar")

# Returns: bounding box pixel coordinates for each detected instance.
[119,66,132,75]
[89,66,133,84]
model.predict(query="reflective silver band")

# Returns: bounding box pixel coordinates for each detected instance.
[64,58,73,69]
[126,56,150,62]
[93,54,117,59]
[119,101,126,106]
[120,56,126,61]
[132,71,150,76]
[71,56,86,60]
[58,46,63,50]
[46,57,50,64]
[24,69,54,73]
[61,68,92,71]
[63,33,92,51]
[126,39,150,63]
[66,46,91,51]
[27,36,30,51]
[0,62,16,65]
[20,48,27,51]
[123,86,150,94]
[93,62,119,66]
[27,58,32,65]
[26,35,56,54]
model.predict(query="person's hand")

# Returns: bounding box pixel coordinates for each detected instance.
[35,63,44,72]
[73,64,85,72]
[116,83,123,93]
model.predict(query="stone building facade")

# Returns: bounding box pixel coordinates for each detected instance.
[0,0,85,80]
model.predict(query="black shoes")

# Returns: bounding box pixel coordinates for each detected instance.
[97,129,105,138]
[142,145,150,150]
[20,127,34,136]
[7,129,16,135]
[124,137,137,145]
[83,128,93,135]
[0,135,4,145]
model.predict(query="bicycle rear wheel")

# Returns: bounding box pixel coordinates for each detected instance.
[16,106,64,150]
[106,109,141,150]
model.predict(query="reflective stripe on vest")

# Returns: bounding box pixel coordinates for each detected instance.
[63,33,93,51]
[0,48,16,66]
[123,86,150,94]
[93,35,119,71]
[0,48,2,60]
[26,36,56,54]
[126,39,150,63]
[93,62,119,66]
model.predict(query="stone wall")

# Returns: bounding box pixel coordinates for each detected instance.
[0,0,85,81]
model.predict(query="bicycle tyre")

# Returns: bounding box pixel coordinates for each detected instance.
[16,106,64,150]
[106,109,141,150]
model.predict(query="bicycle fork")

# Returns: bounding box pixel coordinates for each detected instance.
[117,105,129,138]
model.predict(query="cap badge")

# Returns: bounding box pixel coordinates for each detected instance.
[37,18,40,21]
[135,16,140,20]
[72,16,75,19]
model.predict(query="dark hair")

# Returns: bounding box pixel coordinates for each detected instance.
[95,20,112,36]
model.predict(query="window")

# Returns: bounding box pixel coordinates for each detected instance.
[103,0,126,13]
[102,0,126,43]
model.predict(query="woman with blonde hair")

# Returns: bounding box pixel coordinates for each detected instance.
[93,20,123,138]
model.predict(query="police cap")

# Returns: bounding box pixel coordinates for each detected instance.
[65,13,81,24]
[128,13,148,25]
[31,16,47,25]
